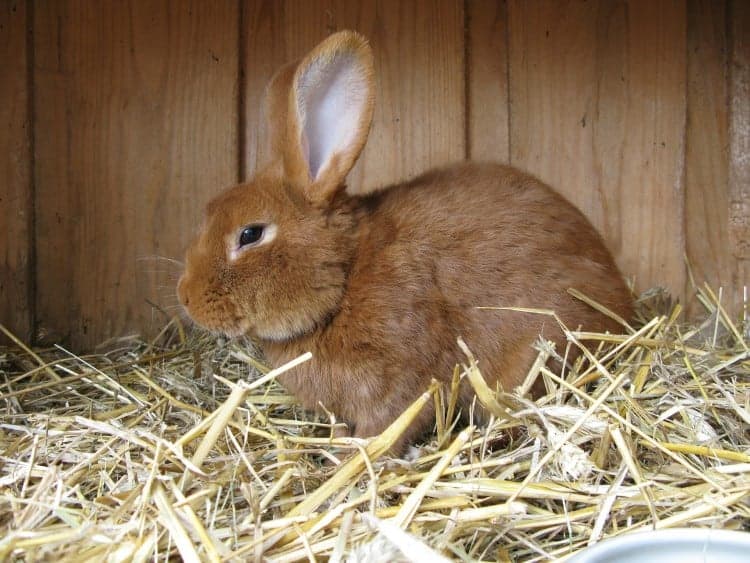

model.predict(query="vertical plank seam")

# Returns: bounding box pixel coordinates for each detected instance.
[684,0,694,293]
[680,3,691,303]
[237,0,246,183]
[724,0,731,123]
[26,0,37,343]
[463,0,470,160]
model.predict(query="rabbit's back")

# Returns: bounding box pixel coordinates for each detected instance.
[360,162,629,321]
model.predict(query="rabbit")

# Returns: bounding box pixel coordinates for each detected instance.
[177,30,633,455]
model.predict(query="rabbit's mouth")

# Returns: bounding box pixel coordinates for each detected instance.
[177,275,252,338]
[184,306,251,339]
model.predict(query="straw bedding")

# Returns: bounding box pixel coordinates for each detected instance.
[0,285,748,561]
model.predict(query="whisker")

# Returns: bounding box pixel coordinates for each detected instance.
[138,271,183,279]
[155,284,181,292]
[137,255,185,267]
[153,296,181,309]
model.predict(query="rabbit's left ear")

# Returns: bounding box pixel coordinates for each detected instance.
[284,31,375,204]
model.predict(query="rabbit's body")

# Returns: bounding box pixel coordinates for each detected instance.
[260,162,630,446]
[178,31,632,453]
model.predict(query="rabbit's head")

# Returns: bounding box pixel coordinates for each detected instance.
[178,31,374,340]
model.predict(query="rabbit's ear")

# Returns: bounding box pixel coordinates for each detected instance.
[284,31,375,204]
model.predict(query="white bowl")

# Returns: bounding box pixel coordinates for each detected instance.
[568,528,750,563]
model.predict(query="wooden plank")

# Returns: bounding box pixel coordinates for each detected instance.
[686,0,750,320]
[727,0,750,317]
[0,1,33,343]
[34,1,239,348]
[508,0,687,299]
[467,0,510,162]
[728,0,750,260]
[686,0,740,317]
[242,0,465,194]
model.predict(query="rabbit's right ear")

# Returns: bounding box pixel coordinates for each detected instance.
[268,31,375,205]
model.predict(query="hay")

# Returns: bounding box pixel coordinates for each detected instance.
[0,285,748,562]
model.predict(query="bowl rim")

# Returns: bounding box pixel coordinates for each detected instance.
[568,527,750,562]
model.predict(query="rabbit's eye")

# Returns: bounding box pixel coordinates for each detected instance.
[239,225,265,247]
[228,224,277,262]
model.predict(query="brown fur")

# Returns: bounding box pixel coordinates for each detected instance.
[178,31,632,454]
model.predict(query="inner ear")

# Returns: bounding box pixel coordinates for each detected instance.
[286,31,375,203]
[297,52,369,180]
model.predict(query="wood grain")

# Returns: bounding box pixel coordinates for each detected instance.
[0,1,33,343]
[728,0,750,261]
[685,0,749,319]
[34,1,239,348]
[727,0,750,318]
[686,0,735,315]
[508,0,687,298]
[242,0,465,194]
[467,0,510,162]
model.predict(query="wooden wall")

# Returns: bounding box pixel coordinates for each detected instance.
[1,0,748,349]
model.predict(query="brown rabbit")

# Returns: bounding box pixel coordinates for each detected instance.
[177,31,632,454]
